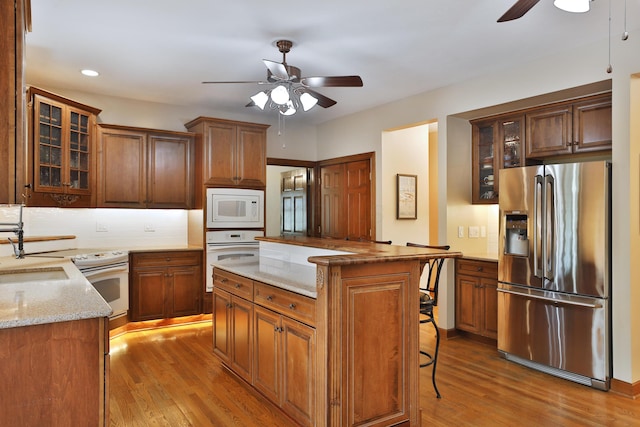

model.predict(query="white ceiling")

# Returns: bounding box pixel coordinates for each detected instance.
[25,0,635,126]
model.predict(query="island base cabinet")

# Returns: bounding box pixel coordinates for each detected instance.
[253,305,316,427]
[212,288,253,383]
[0,317,108,426]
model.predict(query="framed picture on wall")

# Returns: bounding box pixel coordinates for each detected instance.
[397,174,417,219]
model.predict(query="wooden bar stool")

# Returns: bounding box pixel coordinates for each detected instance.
[406,242,450,398]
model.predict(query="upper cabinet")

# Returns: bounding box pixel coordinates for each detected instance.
[471,93,611,204]
[97,124,195,209]
[471,115,525,204]
[26,87,101,207]
[185,117,269,203]
[526,94,612,159]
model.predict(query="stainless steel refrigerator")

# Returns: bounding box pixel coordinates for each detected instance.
[497,161,611,390]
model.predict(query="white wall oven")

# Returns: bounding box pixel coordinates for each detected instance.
[206,230,262,292]
[206,188,264,229]
[73,250,129,319]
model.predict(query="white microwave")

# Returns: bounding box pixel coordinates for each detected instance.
[206,188,264,229]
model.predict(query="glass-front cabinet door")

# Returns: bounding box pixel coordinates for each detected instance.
[472,120,498,204]
[499,116,524,170]
[471,115,525,204]
[29,87,100,206]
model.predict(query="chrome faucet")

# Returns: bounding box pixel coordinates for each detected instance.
[0,204,25,259]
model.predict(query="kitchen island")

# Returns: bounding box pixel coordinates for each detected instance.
[0,255,111,426]
[211,236,461,427]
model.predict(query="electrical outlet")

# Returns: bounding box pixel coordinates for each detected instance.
[144,223,155,232]
[96,222,108,232]
[469,226,480,238]
[458,226,464,238]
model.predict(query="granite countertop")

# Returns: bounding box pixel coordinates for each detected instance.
[257,236,462,266]
[212,237,463,299]
[0,256,112,329]
[211,256,317,298]
[460,253,498,262]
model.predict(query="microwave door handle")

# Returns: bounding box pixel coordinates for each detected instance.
[545,174,555,280]
[534,174,543,278]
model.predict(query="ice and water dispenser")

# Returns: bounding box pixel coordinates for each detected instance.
[504,213,529,256]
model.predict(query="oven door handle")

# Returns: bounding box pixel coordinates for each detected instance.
[80,264,129,279]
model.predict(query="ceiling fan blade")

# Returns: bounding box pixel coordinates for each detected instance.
[497,0,540,22]
[263,59,289,80]
[302,88,337,108]
[300,75,363,88]
[202,80,264,84]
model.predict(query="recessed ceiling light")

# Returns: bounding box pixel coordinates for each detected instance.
[81,69,99,77]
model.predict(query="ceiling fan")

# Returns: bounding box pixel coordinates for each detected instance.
[498,0,592,23]
[202,40,363,115]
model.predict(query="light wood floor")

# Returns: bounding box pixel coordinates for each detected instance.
[109,321,640,427]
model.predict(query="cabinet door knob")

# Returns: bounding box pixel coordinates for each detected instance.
[288,303,296,310]
[266,295,273,301]
[234,283,241,288]
[477,267,483,272]
[220,278,228,283]
[226,303,232,308]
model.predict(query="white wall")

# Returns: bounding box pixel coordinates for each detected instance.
[0,206,188,257]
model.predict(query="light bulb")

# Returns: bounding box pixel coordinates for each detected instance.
[250,91,269,109]
[554,0,590,13]
[270,85,290,105]
[300,92,319,111]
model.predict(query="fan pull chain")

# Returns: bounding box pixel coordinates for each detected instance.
[606,0,612,73]
[622,0,629,40]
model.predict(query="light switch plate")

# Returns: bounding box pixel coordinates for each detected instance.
[469,226,480,238]
[458,226,464,238]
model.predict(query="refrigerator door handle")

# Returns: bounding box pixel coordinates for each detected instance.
[545,174,555,280]
[533,174,543,278]
[497,288,603,309]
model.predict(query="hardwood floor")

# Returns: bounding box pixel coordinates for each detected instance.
[109,321,640,427]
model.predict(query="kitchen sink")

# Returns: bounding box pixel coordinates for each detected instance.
[0,267,68,283]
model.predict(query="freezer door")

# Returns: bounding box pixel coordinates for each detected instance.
[497,283,609,386]
[543,162,610,298]
[499,165,544,288]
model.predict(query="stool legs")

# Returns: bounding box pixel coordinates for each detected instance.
[420,311,441,398]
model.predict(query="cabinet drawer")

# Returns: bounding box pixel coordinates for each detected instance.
[456,259,497,279]
[131,251,201,268]
[254,282,316,327]
[214,269,253,300]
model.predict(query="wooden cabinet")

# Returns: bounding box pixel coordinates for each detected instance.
[455,258,498,340]
[185,117,269,199]
[212,268,316,427]
[0,317,109,426]
[130,250,202,321]
[0,0,29,204]
[526,94,612,159]
[254,305,316,427]
[26,87,101,207]
[212,269,254,382]
[97,124,195,208]
[471,115,525,204]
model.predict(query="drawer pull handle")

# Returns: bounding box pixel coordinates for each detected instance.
[220,278,228,283]
[289,303,296,310]
[226,303,232,308]
[266,295,273,301]
[234,283,241,288]
[477,267,483,272]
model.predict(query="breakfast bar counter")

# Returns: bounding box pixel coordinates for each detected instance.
[211,236,461,427]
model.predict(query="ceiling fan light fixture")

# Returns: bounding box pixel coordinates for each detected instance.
[300,92,319,111]
[554,0,590,13]
[270,85,290,105]
[279,100,296,116]
[250,91,269,110]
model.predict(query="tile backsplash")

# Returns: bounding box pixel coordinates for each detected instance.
[0,206,190,257]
